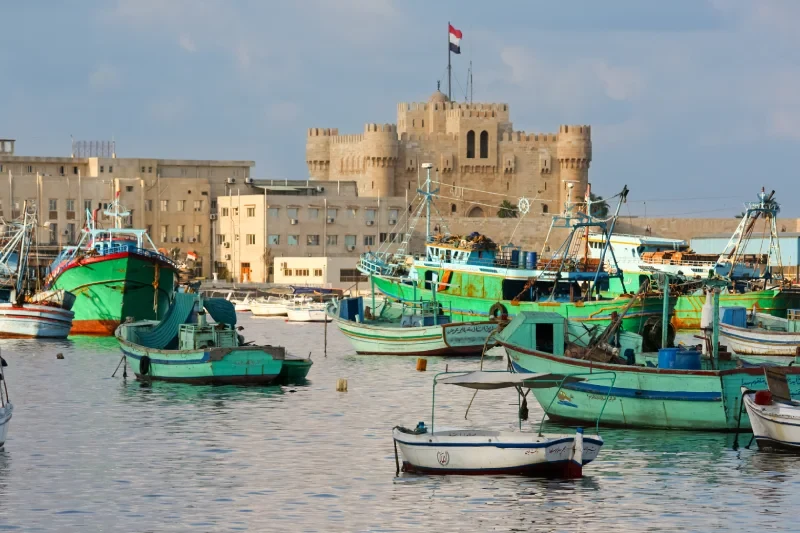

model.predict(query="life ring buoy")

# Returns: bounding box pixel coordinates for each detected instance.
[139,355,151,376]
[489,302,508,320]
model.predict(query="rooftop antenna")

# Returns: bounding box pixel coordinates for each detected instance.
[468,60,473,104]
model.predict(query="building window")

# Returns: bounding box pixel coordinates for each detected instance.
[246,206,255,217]
[109,166,114,173]
[542,204,549,214]
[345,208,356,220]
[176,200,185,212]
[345,235,356,249]
[177,225,185,241]
[466,130,475,159]
[216,234,225,245]
[210,199,216,209]
[160,225,169,243]
[451,203,457,213]
[65,199,75,220]
[145,199,153,211]
[148,166,153,173]
[340,268,367,282]
[365,208,376,222]
[364,235,375,246]
[314,268,323,277]
[268,207,279,218]
[49,223,58,244]
[125,185,133,192]
[327,208,337,219]
[308,207,319,219]
[480,130,489,158]
[48,199,58,220]
[288,235,299,246]
[141,166,146,173]
[326,235,338,246]
[246,234,256,245]
[58,165,64,175]
[283,268,293,276]
[193,225,202,241]
[268,234,280,245]
[233,207,239,216]
[66,223,76,244]
[287,207,299,219]
[160,200,169,212]
[379,233,387,243]
[84,199,92,212]
[195,200,203,212]
[389,208,399,221]
[222,207,229,216]
[26,165,33,173]
[307,234,320,246]
[99,166,104,173]
[73,166,78,175]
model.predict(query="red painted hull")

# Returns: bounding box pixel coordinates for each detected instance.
[70,319,120,335]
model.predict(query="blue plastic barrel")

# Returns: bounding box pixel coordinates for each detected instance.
[525,251,537,270]
[511,249,520,266]
[657,348,679,369]
[674,350,701,370]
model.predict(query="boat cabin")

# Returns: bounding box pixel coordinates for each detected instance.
[178,323,238,350]
[498,312,566,356]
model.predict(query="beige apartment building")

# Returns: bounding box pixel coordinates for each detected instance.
[215,181,408,282]
[0,138,254,277]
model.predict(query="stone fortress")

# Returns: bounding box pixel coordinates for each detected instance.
[306,90,592,218]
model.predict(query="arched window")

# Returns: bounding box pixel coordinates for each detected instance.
[479,131,489,158]
[466,130,475,159]
[451,203,457,213]
[467,206,485,218]
[542,204,549,214]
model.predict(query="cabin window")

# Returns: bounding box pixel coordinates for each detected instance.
[423,270,437,291]
[479,131,488,158]
[535,323,555,354]
[466,130,475,159]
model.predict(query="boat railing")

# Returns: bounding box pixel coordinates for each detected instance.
[45,244,177,283]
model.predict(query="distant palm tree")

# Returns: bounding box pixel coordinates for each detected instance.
[497,200,518,218]
[589,193,609,218]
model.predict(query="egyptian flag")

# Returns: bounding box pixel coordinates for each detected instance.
[187,250,198,262]
[449,24,462,54]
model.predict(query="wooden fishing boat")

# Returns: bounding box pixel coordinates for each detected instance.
[329,296,498,356]
[496,309,800,430]
[741,368,800,451]
[720,308,800,356]
[115,292,309,385]
[393,370,608,478]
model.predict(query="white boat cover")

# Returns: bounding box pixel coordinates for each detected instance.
[437,371,584,390]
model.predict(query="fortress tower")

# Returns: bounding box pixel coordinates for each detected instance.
[556,125,592,212]
[306,128,336,180]
[362,123,398,197]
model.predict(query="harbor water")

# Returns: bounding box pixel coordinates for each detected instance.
[1,316,799,531]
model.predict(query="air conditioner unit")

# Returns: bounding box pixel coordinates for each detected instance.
[366,220,374,226]
[290,219,298,225]
[209,213,217,220]
[224,254,231,260]
[388,219,397,225]
[316,186,324,192]
[188,237,197,243]
[326,217,335,224]
[62,230,70,235]
[223,242,231,248]
[244,178,254,184]
[347,246,355,252]
[226,177,236,184]
[172,237,180,243]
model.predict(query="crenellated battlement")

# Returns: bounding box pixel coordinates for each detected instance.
[399,132,459,142]
[364,123,397,134]
[558,125,591,136]
[399,102,508,112]
[498,131,559,143]
[331,134,366,144]
[307,127,339,137]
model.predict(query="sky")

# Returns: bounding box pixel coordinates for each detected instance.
[2,0,800,218]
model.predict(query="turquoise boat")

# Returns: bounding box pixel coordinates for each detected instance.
[495,311,800,430]
[115,292,311,385]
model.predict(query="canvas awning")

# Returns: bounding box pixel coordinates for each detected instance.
[436,371,584,390]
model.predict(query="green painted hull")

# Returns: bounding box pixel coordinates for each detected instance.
[278,359,313,384]
[118,340,285,385]
[502,342,800,430]
[48,253,176,335]
[607,274,800,329]
[371,275,665,333]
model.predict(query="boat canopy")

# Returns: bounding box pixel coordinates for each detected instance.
[136,293,197,349]
[204,298,237,326]
[437,371,584,390]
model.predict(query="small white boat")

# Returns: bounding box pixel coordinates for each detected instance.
[250,296,290,317]
[0,301,74,338]
[225,291,253,312]
[720,308,800,356]
[286,302,330,323]
[329,296,498,356]
[741,368,800,451]
[0,356,13,447]
[393,371,607,478]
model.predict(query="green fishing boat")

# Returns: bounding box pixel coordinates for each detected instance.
[45,200,177,335]
[495,306,800,431]
[115,292,312,385]
[360,179,665,336]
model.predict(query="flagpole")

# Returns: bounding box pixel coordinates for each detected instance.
[447,21,452,100]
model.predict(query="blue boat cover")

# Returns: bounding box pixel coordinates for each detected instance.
[204,298,237,326]
[291,285,336,295]
[135,292,197,349]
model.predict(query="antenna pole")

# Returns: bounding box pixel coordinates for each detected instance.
[426,166,431,241]
[469,60,473,103]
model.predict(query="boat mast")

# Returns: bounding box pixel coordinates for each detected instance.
[15,202,32,302]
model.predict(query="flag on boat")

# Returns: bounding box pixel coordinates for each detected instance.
[186,250,198,262]
[449,24,462,54]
